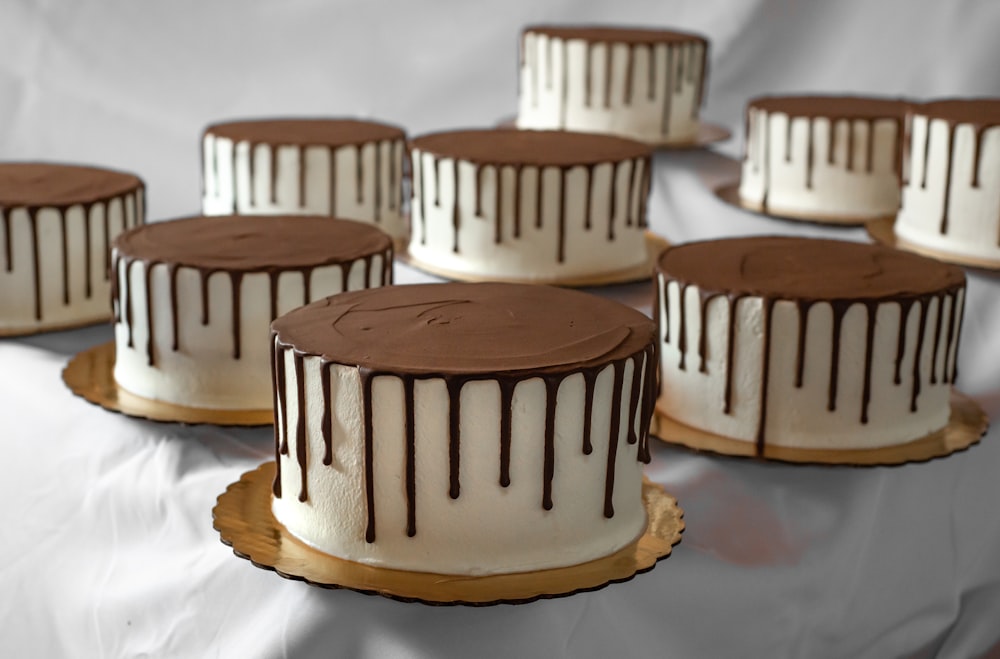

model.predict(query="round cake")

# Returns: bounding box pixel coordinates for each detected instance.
[0,162,144,334]
[112,215,393,410]
[895,99,1000,263]
[655,237,965,451]
[201,118,407,240]
[269,282,657,575]
[739,96,908,220]
[408,129,652,281]
[516,26,709,144]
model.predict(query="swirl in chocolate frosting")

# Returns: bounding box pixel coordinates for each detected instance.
[271,283,657,541]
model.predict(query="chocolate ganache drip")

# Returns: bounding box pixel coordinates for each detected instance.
[270,283,657,543]
[745,96,908,209]
[204,119,405,221]
[522,26,708,136]
[410,129,651,261]
[0,163,144,322]
[909,100,1000,238]
[657,237,965,454]
[112,215,392,367]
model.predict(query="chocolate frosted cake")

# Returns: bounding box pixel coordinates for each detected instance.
[201,118,407,240]
[112,215,392,410]
[269,282,657,575]
[408,129,652,282]
[895,99,1000,263]
[0,163,144,334]
[517,26,709,144]
[655,237,965,452]
[739,96,908,220]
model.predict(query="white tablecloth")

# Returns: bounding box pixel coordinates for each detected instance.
[3,1,1000,657]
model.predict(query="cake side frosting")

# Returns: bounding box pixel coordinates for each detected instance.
[270,283,657,574]
[0,163,145,332]
[202,118,407,239]
[895,99,1000,262]
[656,237,966,450]
[516,26,708,143]
[408,129,652,280]
[739,96,908,219]
[112,216,392,409]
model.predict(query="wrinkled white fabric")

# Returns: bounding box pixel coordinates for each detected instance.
[2,0,1000,658]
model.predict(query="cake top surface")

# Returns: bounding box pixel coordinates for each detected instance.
[657,236,964,300]
[0,162,143,208]
[410,129,651,166]
[917,99,1000,126]
[523,25,707,45]
[204,118,406,146]
[748,95,909,120]
[272,282,655,374]
[113,215,391,270]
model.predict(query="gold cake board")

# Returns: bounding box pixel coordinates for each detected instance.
[865,217,1000,272]
[399,232,668,287]
[213,462,684,606]
[62,341,272,426]
[0,315,109,338]
[713,182,894,228]
[651,390,987,466]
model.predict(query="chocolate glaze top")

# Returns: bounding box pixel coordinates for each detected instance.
[113,215,391,270]
[524,25,707,46]
[272,282,655,375]
[657,236,965,300]
[0,162,143,207]
[748,95,909,120]
[917,99,1000,126]
[410,129,651,167]
[204,118,405,147]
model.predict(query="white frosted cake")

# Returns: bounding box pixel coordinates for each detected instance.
[408,128,652,281]
[201,118,408,240]
[895,99,1000,264]
[112,215,392,410]
[739,96,908,220]
[0,163,144,334]
[517,26,709,144]
[269,282,657,575]
[655,237,965,452]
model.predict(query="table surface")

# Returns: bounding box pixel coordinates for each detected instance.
[3,2,1000,658]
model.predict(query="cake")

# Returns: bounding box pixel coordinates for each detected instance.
[269,282,657,575]
[516,26,709,144]
[112,215,392,410]
[738,96,908,220]
[895,99,1000,263]
[655,237,965,452]
[201,118,408,240]
[0,163,144,334]
[408,129,653,281]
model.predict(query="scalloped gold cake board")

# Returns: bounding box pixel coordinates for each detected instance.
[213,462,684,606]
[866,217,1000,271]
[714,183,895,228]
[62,341,272,426]
[0,315,109,338]
[495,117,731,150]
[399,232,669,287]
[651,391,987,465]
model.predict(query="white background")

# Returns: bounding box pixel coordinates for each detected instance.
[3,0,1000,657]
